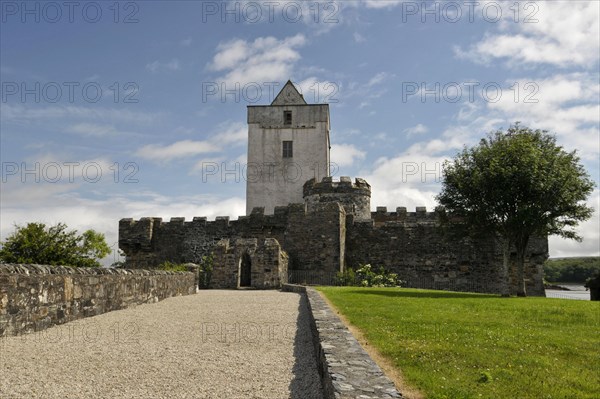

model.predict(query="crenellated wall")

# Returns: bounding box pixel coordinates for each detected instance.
[119,176,548,296]
[304,176,371,220]
[345,206,547,296]
[119,202,345,275]
[0,264,196,337]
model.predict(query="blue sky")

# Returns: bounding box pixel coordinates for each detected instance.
[1,0,599,264]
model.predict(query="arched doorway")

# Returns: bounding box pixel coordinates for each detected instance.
[239,252,252,287]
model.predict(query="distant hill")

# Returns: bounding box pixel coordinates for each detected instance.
[544,257,600,283]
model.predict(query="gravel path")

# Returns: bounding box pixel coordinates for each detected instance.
[0,290,323,399]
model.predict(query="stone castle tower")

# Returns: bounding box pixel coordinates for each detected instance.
[118,80,548,295]
[246,81,330,215]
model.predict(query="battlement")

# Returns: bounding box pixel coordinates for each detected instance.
[369,206,447,224]
[119,204,310,236]
[303,176,371,197]
[118,202,345,257]
[303,176,371,219]
[117,205,447,238]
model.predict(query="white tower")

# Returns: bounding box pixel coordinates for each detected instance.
[246,81,330,215]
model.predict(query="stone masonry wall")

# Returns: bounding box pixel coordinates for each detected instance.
[119,197,548,296]
[211,238,288,289]
[0,264,196,337]
[346,207,548,296]
[119,202,345,276]
[282,284,402,398]
[304,176,371,220]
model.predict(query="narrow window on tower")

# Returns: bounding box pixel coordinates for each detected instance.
[284,110,292,126]
[283,141,293,158]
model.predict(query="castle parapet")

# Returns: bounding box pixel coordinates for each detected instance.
[119,217,160,252]
[370,206,446,225]
[303,176,371,220]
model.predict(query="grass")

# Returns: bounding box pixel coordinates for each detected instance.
[317,287,600,399]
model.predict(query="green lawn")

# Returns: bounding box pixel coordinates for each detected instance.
[317,287,600,399]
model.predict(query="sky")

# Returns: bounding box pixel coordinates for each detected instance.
[1,0,599,265]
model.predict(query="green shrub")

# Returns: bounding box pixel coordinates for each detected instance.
[335,268,357,286]
[157,261,188,272]
[336,264,403,287]
[199,253,213,289]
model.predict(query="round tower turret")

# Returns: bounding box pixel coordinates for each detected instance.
[303,176,371,219]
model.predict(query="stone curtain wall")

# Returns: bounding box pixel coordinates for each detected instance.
[345,207,548,296]
[284,202,345,273]
[119,202,345,275]
[0,264,196,337]
[119,191,548,296]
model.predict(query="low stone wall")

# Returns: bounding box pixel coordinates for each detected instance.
[0,264,196,337]
[282,284,402,398]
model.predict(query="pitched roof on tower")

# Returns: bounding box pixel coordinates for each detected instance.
[271,80,307,105]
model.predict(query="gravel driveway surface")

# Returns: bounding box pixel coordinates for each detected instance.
[0,290,323,399]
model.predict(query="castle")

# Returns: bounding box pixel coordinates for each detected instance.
[119,81,548,296]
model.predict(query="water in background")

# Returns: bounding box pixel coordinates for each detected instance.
[545,283,590,300]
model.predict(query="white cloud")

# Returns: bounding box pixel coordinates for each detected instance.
[0,154,127,201]
[486,74,600,160]
[135,140,218,162]
[353,32,366,43]
[180,37,192,47]
[1,104,160,125]
[367,72,390,87]
[212,121,247,145]
[403,123,428,137]
[208,34,307,87]
[223,0,342,34]
[456,1,600,68]
[295,76,339,104]
[360,144,445,211]
[549,190,600,257]
[134,122,246,165]
[0,188,246,266]
[362,0,403,9]
[330,143,366,167]
[341,73,393,110]
[67,123,120,137]
[146,58,181,73]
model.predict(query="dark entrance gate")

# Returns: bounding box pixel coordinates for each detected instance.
[239,252,252,287]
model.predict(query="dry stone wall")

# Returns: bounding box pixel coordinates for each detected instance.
[0,264,195,337]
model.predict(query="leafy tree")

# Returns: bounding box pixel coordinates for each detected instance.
[437,124,595,296]
[0,222,111,268]
[544,257,600,283]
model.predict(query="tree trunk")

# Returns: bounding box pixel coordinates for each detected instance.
[515,237,529,297]
[500,238,511,297]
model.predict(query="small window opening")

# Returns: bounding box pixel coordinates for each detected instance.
[284,111,292,126]
[283,141,293,158]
